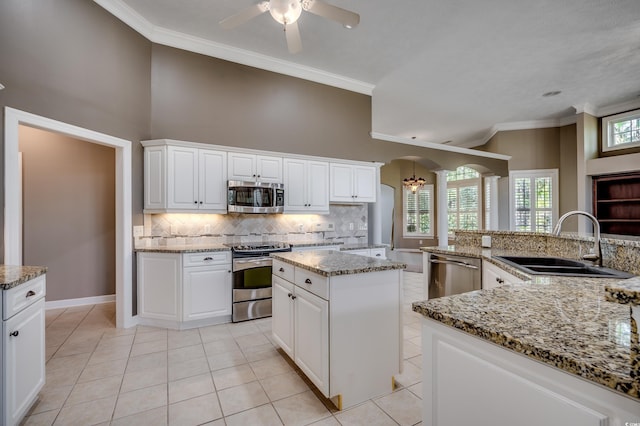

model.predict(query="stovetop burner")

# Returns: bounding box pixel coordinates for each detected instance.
[226,241,291,253]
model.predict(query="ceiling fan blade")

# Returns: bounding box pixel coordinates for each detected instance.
[285,22,302,54]
[303,0,360,28]
[219,1,269,29]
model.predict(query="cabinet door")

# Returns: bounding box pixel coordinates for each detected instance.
[144,146,165,211]
[183,265,231,321]
[330,163,354,202]
[228,152,256,181]
[283,158,308,212]
[482,261,523,289]
[138,253,181,321]
[256,155,283,183]
[294,286,329,396]
[272,276,295,358]
[167,146,199,210]
[307,161,329,213]
[353,165,377,202]
[369,248,386,259]
[3,298,45,426]
[199,149,227,211]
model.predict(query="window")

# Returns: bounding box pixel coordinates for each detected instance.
[403,185,434,237]
[602,109,640,152]
[447,166,481,234]
[509,169,558,233]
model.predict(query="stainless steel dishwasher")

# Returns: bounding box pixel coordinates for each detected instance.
[427,253,481,299]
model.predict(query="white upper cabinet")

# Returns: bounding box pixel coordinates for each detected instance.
[329,163,377,203]
[228,152,282,183]
[283,158,329,214]
[143,143,227,213]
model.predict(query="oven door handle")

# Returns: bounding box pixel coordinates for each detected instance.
[233,257,273,271]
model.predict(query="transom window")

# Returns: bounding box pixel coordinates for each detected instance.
[447,166,481,234]
[403,185,434,237]
[602,109,640,152]
[509,169,558,233]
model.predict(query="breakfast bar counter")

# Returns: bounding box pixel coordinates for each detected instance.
[413,236,640,425]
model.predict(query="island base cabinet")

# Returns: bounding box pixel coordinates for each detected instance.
[294,286,329,396]
[422,319,639,426]
[272,276,294,358]
[3,298,45,426]
[272,261,402,410]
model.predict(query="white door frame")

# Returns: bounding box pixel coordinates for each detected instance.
[4,107,135,328]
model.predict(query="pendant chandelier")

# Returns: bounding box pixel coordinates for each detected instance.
[403,161,426,193]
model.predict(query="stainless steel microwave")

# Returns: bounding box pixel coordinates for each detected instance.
[227,181,285,214]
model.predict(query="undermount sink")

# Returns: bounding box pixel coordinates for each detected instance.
[494,256,634,279]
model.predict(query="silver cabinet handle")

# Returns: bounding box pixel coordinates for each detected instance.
[203,257,213,261]
[430,259,479,269]
[10,331,19,337]
[291,295,297,300]
[496,277,505,284]
[279,267,285,272]
[26,290,36,298]
[375,253,381,257]
[304,278,312,284]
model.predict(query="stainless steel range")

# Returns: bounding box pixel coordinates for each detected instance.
[228,242,291,322]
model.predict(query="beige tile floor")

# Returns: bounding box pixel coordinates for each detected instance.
[22,272,425,426]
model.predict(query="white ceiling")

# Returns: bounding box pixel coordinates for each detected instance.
[96,0,640,147]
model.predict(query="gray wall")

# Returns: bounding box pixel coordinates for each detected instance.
[479,125,580,231]
[20,126,116,301]
[0,0,152,263]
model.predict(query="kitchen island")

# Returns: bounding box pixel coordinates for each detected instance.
[270,250,406,410]
[414,239,640,426]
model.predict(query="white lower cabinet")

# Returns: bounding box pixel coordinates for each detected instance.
[482,260,523,289]
[137,251,232,329]
[183,264,232,321]
[421,318,638,426]
[2,275,46,426]
[272,259,401,410]
[293,286,329,395]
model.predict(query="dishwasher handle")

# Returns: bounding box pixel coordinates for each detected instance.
[430,258,479,270]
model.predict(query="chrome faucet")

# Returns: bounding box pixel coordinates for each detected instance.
[552,210,602,267]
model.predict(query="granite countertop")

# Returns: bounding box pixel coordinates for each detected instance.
[271,250,406,277]
[1,265,48,290]
[135,244,231,253]
[414,245,640,400]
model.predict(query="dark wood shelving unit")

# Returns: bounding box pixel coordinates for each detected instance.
[593,172,640,236]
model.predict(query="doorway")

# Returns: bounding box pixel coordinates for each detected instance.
[4,107,134,328]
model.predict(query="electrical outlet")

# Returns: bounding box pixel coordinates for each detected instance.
[170,225,178,235]
[298,224,305,232]
[204,224,211,234]
[133,226,144,237]
[349,223,354,231]
[326,223,334,231]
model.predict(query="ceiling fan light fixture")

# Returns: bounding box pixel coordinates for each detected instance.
[269,0,303,25]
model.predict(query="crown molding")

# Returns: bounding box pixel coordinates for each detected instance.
[572,102,597,115]
[370,132,512,161]
[93,0,374,95]
[594,98,640,118]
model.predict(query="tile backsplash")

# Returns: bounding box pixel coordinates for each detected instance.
[138,204,368,247]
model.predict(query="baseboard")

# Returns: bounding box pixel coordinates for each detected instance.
[45,294,116,310]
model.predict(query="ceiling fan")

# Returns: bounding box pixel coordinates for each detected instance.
[219,0,360,54]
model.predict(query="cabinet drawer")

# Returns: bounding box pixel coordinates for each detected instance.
[273,259,295,282]
[3,275,46,320]
[183,251,231,267]
[370,248,386,259]
[294,269,329,300]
